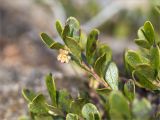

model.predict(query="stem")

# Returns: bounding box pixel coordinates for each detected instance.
[81,62,110,88]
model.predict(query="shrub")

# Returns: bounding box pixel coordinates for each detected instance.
[21,17,160,120]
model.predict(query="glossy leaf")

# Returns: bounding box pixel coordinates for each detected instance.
[66,113,79,120]
[137,28,146,40]
[133,70,159,90]
[134,39,150,49]
[143,21,155,45]
[86,29,99,64]
[124,50,148,73]
[105,62,119,90]
[22,89,36,102]
[82,103,101,120]
[45,73,57,107]
[135,64,156,80]
[124,79,135,102]
[150,44,160,73]
[56,20,63,37]
[109,91,131,120]
[125,50,142,68]
[40,33,64,50]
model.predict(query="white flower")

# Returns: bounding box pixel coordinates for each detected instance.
[57,49,71,63]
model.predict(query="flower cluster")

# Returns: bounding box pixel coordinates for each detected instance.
[57,49,71,63]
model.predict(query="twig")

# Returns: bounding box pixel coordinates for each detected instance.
[81,61,110,88]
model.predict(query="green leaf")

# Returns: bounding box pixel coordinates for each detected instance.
[125,50,142,68]
[34,115,53,120]
[40,33,64,50]
[57,90,73,113]
[62,24,70,40]
[96,88,112,95]
[105,62,119,90]
[150,44,160,73]
[82,103,101,120]
[66,113,79,120]
[65,37,82,59]
[66,17,80,41]
[29,94,49,114]
[135,64,156,80]
[124,79,135,102]
[52,116,65,120]
[134,39,150,49]
[94,44,112,77]
[125,50,148,73]
[97,44,112,58]
[109,91,131,120]
[22,89,37,102]
[137,28,146,40]
[86,29,99,64]
[45,73,57,107]
[143,21,155,45]
[109,109,124,120]
[56,20,63,37]
[70,98,86,115]
[47,104,63,116]
[155,5,160,14]
[94,53,110,77]
[133,69,159,90]
[132,98,152,120]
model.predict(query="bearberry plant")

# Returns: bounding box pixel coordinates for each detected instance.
[21,17,160,120]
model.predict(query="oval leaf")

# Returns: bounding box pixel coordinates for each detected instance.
[150,44,160,73]
[124,50,149,73]
[124,79,135,102]
[65,37,82,59]
[143,21,155,45]
[134,39,150,49]
[137,28,146,40]
[82,103,101,120]
[86,29,99,64]
[132,98,152,120]
[40,33,64,50]
[56,20,63,37]
[22,89,36,102]
[109,91,131,120]
[66,113,79,120]
[133,70,159,90]
[66,17,80,41]
[29,94,49,114]
[105,62,119,90]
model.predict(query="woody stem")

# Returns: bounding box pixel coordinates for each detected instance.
[81,61,110,88]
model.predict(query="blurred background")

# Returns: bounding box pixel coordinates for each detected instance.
[0,0,160,119]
